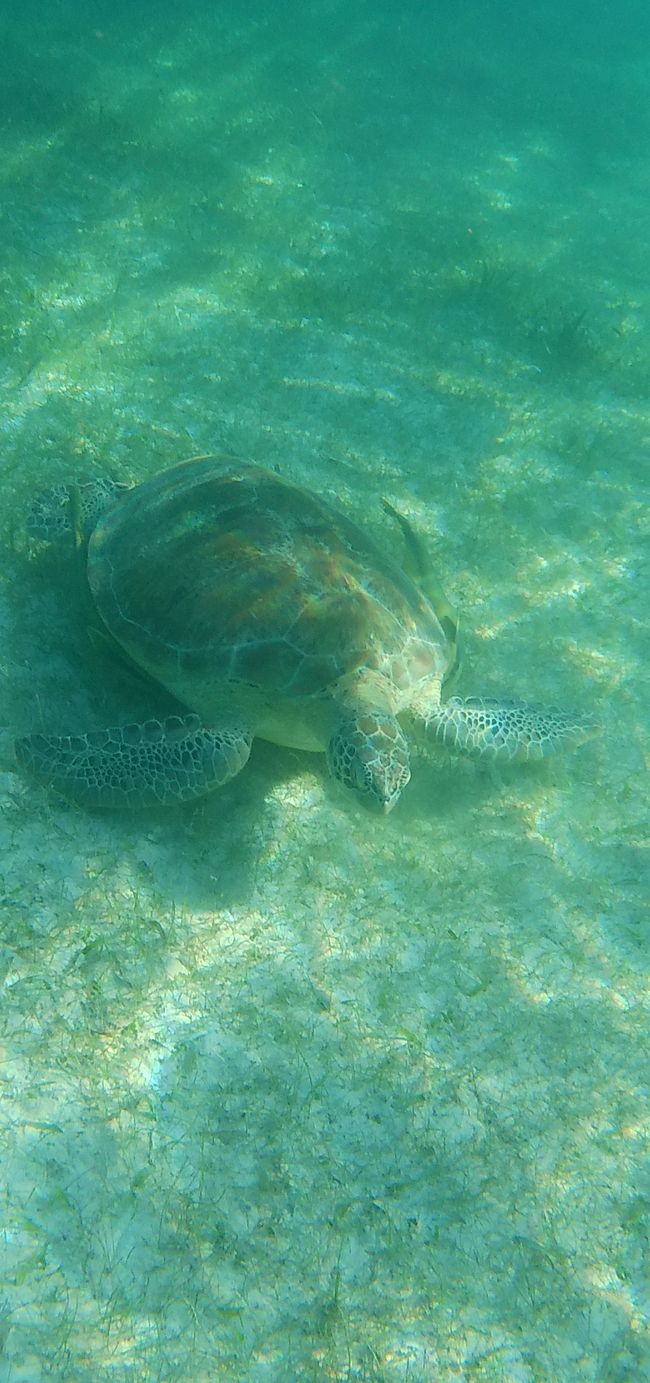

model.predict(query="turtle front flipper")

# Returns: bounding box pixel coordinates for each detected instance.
[28,477,130,546]
[427,696,598,762]
[16,714,252,807]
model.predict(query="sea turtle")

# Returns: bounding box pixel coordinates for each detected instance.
[16,454,595,813]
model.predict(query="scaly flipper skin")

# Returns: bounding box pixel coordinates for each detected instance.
[15,714,252,807]
[27,478,130,544]
[427,696,598,762]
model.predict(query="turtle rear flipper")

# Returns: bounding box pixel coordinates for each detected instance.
[427,696,598,762]
[15,714,252,807]
[381,497,460,685]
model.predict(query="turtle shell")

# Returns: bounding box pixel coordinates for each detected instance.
[88,455,450,713]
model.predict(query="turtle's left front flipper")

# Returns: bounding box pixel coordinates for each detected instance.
[28,478,131,546]
[427,696,598,762]
[15,714,252,807]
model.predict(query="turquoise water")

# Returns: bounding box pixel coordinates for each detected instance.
[1,2,648,1379]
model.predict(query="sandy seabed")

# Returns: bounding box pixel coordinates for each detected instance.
[0,2,648,1379]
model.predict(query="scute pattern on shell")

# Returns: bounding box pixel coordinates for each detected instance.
[88,455,448,701]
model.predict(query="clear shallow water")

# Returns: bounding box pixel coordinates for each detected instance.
[1,3,648,1380]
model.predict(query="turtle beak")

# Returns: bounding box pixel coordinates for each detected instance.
[376,764,410,814]
[370,754,411,814]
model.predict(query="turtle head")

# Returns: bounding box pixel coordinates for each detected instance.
[327,707,411,813]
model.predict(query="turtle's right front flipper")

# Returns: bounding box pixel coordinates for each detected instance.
[16,714,252,807]
[427,696,598,762]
